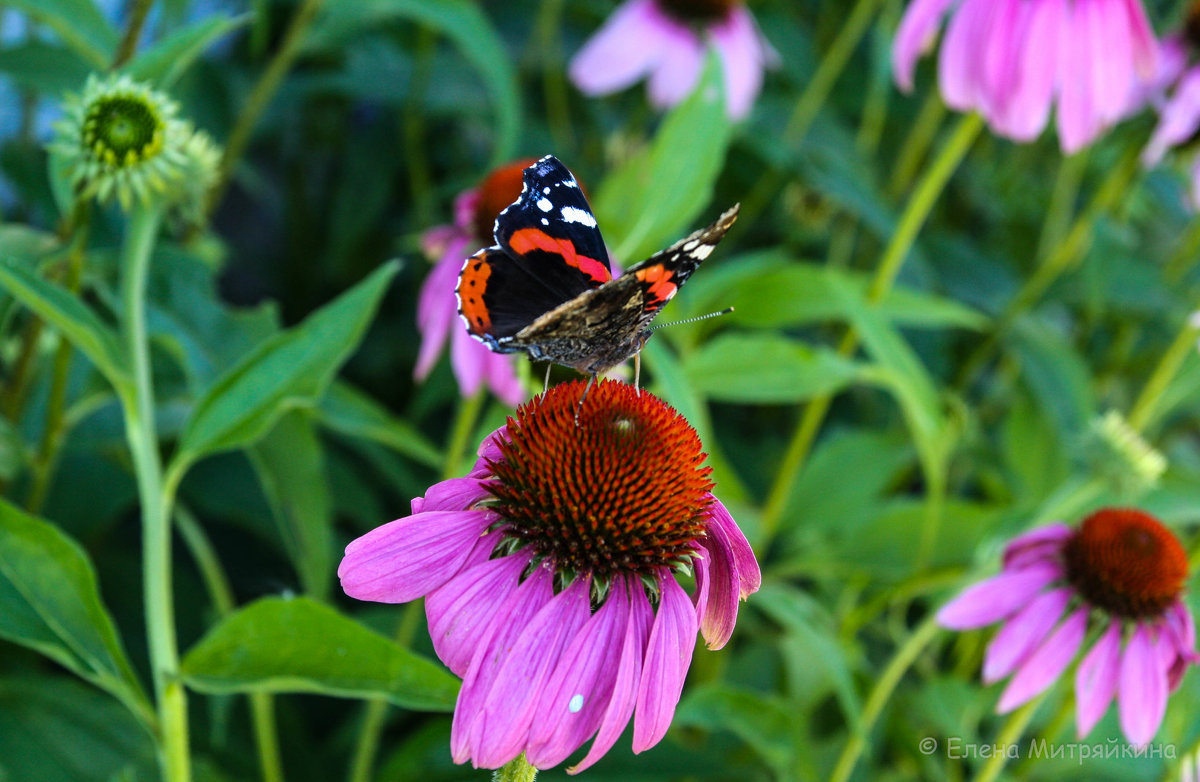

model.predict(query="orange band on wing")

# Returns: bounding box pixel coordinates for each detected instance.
[508,228,611,285]
[458,250,493,334]
[634,264,677,309]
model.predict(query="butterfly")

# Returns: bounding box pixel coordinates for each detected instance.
[455,155,739,378]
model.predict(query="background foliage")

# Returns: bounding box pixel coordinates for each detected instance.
[1,0,1199,780]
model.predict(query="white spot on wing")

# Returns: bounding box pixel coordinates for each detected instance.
[541,218,548,225]
[692,244,714,260]
[561,206,596,227]
[537,197,553,212]
[568,694,584,713]
[543,186,551,194]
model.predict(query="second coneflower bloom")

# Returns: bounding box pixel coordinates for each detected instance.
[939,508,1197,744]
[338,379,760,771]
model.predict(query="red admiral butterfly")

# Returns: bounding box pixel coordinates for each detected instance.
[456,155,739,376]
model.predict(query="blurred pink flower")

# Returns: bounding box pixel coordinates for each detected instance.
[339,379,760,772]
[939,509,1197,745]
[1143,31,1200,208]
[416,161,534,407]
[893,0,1158,153]
[569,0,776,120]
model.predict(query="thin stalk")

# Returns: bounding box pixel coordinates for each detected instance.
[1164,215,1200,283]
[1034,152,1088,262]
[738,0,886,227]
[1127,314,1200,433]
[760,113,983,542]
[111,0,156,68]
[493,755,538,782]
[119,204,190,782]
[536,0,573,154]
[208,0,327,214]
[403,27,438,229]
[887,90,946,198]
[829,614,941,782]
[443,390,485,481]
[971,697,1043,782]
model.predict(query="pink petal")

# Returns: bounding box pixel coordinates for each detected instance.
[1143,67,1200,166]
[414,248,467,380]
[938,0,991,112]
[1084,0,1134,123]
[1120,0,1157,78]
[1164,601,1200,690]
[709,7,769,119]
[892,0,959,92]
[570,576,653,774]
[992,0,1060,140]
[450,326,488,398]
[1075,620,1122,737]
[983,587,1071,683]
[451,565,555,763]
[1056,0,1102,152]
[1002,522,1071,570]
[706,499,761,598]
[977,0,1024,122]
[525,585,632,768]
[646,20,706,111]
[469,578,593,768]
[632,571,698,753]
[420,475,491,512]
[996,607,1088,712]
[452,188,480,233]
[1118,623,1168,745]
[568,0,668,97]
[936,563,1061,629]
[338,510,492,602]
[426,549,529,676]
[694,500,758,650]
[482,347,524,407]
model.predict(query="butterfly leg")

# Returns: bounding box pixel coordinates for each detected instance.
[574,372,597,425]
[633,352,642,395]
[543,362,552,393]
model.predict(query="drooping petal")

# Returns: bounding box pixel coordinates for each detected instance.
[937,0,991,111]
[568,0,668,97]
[525,585,632,768]
[706,498,761,598]
[983,587,1071,683]
[977,0,1024,124]
[451,565,555,763]
[991,0,1060,140]
[338,510,492,602]
[709,6,769,119]
[420,475,491,513]
[1002,522,1072,570]
[936,563,1061,629]
[470,577,593,768]
[1118,623,1168,745]
[1084,0,1134,124]
[571,576,653,774]
[892,0,958,92]
[482,345,525,407]
[450,326,488,399]
[1143,66,1200,166]
[1120,0,1157,78]
[426,549,530,676]
[646,19,706,111]
[1075,620,1122,737]
[996,607,1088,712]
[1057,0,1102,153]
[632,571,699,753]
[414,249,466,380]
[694,503,756,650]
[1164,601,1200,690]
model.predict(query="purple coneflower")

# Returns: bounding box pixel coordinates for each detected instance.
[939,508,1197,744]
[416,160,535,407]
[569,0,776,120]
[1142,7,1200,208]
[338,379,760,772]
[893,0,1158,152]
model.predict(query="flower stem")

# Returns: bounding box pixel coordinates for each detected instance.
[1164,216,1200,283]
[493,755,538,782]
[119,204,191,782]
[829,614,941,782]
[887,91,946,198]
[443,389,485,481]
[111,0,155,68]
[971,696,1042,782]
[760,113,983,543]
[1127,313,1200,434]
[536,0,573,154]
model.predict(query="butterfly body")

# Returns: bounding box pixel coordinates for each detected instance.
[456,155,738,375]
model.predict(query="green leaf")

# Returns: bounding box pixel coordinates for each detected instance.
[0,41,92,96]
[0,499,148,719]
[593,52,733,263]
[181,596,459,711]
[317,381,441,469]
[249,412,333,599]
[0,677,156,782]
[1010,317,1096,439]
[3,0,118,69]
[303,0,520,166]
[174,262,398,468]
[681,332,861,404]
[675,684,797,776]
[124,14,251,88]
[0,257,129,392]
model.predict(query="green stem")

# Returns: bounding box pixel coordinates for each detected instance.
[208,0,327,213]
[971,697,1042,782]
[111,0,156,68]
[887,91,946,198]
[1034,151,1088,262]
[536,0,573,155]
[1164,216,1200,283]
[829,614,941,782]
[760,113,983,542]
[493,755,538,782]
[1127,313,1200,433]
[443,390,485,481]
[403,27,438,229]
[915,466,946,576]
[119,204,190,782]
[738,0,885,227]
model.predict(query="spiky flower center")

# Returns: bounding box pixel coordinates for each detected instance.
[1063,508,1188,618]
[656,0,739,24]
[486,380,714,581]
[83,94,164,168]
[472,158,537,244]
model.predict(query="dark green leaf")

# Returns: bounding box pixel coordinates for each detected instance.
[0,41,92,96]
[675,683,797,775]
[317,381,441,469]
[124,14,251,88]
[681,332,861,403]
[182,597,459,711]
[3,0,118,68]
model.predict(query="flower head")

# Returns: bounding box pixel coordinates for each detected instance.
[893,0,1158,153]
[939,508,1197,745]
[416,160,537,407]
[569,0,777,120]
[338,379,760,771]
[49,73,218,211]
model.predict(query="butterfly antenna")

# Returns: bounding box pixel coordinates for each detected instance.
[648,307,734,331]
[575,373,597,426]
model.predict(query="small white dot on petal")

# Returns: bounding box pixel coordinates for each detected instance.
[568,694,584,713]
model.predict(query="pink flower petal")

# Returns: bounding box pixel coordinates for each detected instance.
[709,6,769,119]
[938,0,991,112]
[1002,522,1071,570]
[991,0,1060,140]
[570,576,653,774]
[892,0,959,92]
[420,475,491,512]
[983,587,1071,683]
[706,499,761,598]
[525,585,632,769]
[632,571,699,753]
[646,20,705,111]
[936,563,1061,630]
[1120,0,1157,78]
[996,607,1088,712]
[1056,0,1102,152]
[338,510,492,602]
[977,0,1024,122]
[414,248,466,380]
[1143,66,1200,166]
[1084,0,1134,124]
[568,0,668,97]
[1164,601,1200,690]
[694,500,759,650]
[470,578,593,768]
[450,326,488,398]
[426,549,529,676]
[1075,620,1121,737]
[1118,623,1168,745]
